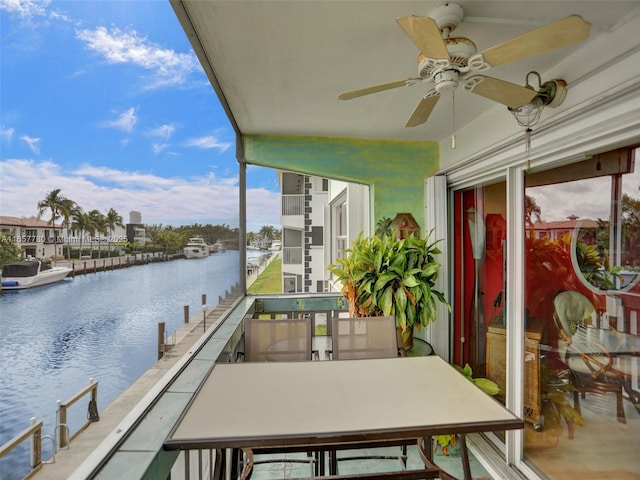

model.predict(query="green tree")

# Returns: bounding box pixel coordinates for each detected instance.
[87,210,108,258]
[105,208,124,256]
[525,194,542,232]
[259,225,276,241]
[71,208,89,258]
[37,188,67,259]
[622,193,640,267]
[0,233,23,268]
[60,198,79,260]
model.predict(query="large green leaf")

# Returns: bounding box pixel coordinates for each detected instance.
[379,285,394,315]
[374,272,400,292]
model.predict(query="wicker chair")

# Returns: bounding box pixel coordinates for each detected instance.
[553,291,626,423]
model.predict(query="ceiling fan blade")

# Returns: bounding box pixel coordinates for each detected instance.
[480,15,591,67]
[396,15,450,60]
[466,76,537,109]
[339,78,421,100]
[405,94,440,127]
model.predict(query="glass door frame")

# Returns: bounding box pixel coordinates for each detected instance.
[436,164,530,476]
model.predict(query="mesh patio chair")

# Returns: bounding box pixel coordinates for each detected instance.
[240,317,319,477]
[328,316,410,473]
[553,291,627,424]
[244,317,313,362]
[330,316,402,360]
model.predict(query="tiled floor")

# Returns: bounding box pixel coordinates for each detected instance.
[248,442,492,479]
[525,392,640,479]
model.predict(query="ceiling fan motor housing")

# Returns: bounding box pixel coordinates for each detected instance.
[434,69,460,93]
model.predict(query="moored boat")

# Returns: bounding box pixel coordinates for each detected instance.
[1,260,73,290]
[183,237,208,259]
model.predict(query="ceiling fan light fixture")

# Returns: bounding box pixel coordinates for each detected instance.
[511,96,544,127]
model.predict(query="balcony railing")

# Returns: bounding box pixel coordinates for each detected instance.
[282,246,303,264]
[282,194,304,216]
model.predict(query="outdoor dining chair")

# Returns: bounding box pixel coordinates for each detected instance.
[239,317,319,477]
[330,316,402,360]
[243,316,313,362]
[328,316,410,473]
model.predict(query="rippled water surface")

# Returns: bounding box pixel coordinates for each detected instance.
[0,251,242,479]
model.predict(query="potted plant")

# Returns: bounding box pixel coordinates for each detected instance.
[328,228,449,349]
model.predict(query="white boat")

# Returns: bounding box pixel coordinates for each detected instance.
[213,241,225,252]
[183,237,209,259]
[1,260,72,290]
[270,241,281,250]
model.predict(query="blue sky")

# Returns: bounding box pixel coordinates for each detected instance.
[0,0,280,231]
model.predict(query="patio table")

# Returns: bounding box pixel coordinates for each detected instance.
[164,356,523,479]
[572,326,640,357]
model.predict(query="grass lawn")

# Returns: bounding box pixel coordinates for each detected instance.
[247,256,282,294]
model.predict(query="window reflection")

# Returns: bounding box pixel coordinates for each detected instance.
[524,148,639,478]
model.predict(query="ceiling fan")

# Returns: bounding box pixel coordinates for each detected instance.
[338,3,591,128]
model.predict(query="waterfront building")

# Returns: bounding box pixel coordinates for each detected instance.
[277,171,369,293]
[0,216,64,260]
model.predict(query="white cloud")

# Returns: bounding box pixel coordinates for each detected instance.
[20,135,40,154]
[104,107,137,133]
[148,124,175,140]
[185,135,232,153]
[1,126,15,142]
[0,0,50,18]
[152,143,168,155]
[76,26,201,89]
[0,158,280,228]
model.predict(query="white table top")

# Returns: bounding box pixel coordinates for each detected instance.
[573,327,640,356]
[164,356,522,450]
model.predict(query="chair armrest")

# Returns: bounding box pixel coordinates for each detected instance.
[569,340,614,379]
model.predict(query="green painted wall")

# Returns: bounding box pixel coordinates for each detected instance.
[243,135,439,232]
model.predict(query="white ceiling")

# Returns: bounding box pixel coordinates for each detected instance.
[172,1,640,143]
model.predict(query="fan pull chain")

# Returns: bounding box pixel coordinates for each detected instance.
[451,91,456,149]
[525,127,532,171]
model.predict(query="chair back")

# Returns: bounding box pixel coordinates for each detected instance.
[244,317,312,362]
[331,316,398,360]
[552,291,596,342]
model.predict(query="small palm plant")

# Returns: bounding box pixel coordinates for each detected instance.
[328,229,449,343]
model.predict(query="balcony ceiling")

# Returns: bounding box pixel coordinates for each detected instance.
[171,1,640,144]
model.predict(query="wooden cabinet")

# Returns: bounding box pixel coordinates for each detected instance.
[486,316,545,427]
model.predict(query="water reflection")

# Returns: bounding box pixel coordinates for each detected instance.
[0,251,240,480]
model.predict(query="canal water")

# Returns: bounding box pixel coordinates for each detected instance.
[0,250,250,480]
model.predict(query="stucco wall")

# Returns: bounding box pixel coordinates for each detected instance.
[243,135,439,233]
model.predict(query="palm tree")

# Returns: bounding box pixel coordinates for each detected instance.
[71,208,89,258]
[37,189,67,260]
[87,210,107,259]
[259,225,276,241]
[60,198,78,260]
[525,195,542,232]
[105,208,124,257]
